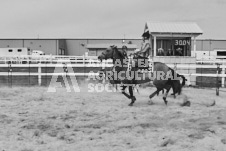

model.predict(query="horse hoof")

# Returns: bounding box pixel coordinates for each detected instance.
[163,97,168,105]
[148,100,154,105]
[132,96,136,101]
[208,100,215,107]
[128,103,133,106]
[164,101,168,105]
[128,97,136,106]
[181,101,191,107]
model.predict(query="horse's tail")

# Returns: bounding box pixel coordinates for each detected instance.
[179,74,186,86]
[177,74,187,95]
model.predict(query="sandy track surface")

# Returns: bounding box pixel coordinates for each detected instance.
[0,86,226,151]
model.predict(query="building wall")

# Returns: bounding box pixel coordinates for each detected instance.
[1,39,226,56]
[23,40,57,55]
[0,40,23,48]
[87,39,123,44]
[86,39,141,48]
[66,39,141,56]
[0,39,58,55]
[192,40,226,51]
[66,39,88,56]
[123,39,141,49]
[0,39,142,56]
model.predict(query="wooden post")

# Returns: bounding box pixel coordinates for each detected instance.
[38,63,42,86]
[193,36,196,57]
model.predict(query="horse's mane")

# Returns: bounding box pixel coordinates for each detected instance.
[112,46,127,59]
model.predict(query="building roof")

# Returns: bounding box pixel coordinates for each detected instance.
[144,21,203,35]
[86,43,137,49]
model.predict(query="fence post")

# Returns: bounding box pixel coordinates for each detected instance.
[50,54,53,64]
[8,62,12,88]
[102,60,105,70]
[216,63,220,96]
[83,55,85,65]
[38,63,42,86]
[222,61,225,88]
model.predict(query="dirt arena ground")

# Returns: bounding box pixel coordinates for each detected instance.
[0,85,226,151]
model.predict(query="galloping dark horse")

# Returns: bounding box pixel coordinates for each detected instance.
[98,46,187,106]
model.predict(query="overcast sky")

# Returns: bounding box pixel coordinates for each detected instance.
[0,0,226,39]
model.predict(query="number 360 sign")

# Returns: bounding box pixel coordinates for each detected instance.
[175,40,191,46]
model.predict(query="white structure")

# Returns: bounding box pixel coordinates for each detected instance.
[0,48,30,57]
[31,50,45,56]
[144,21,203,57]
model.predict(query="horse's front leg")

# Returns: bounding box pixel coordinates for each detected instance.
[121,85,136,106]
[128,85,136,106]
[121,85,130,99]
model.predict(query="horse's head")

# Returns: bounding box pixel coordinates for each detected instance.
[98,45,127,61]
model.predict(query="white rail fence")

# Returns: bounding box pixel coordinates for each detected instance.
[0,55,99,64]
[1,55,226,64]
[0,58,226,87]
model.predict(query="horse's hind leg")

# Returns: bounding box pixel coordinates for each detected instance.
[149,89,161,99]
[148,89,161,105]
[163,88,170,105]
[170,84,176,98]
[156,91,159,96]
[156,89,164,96]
